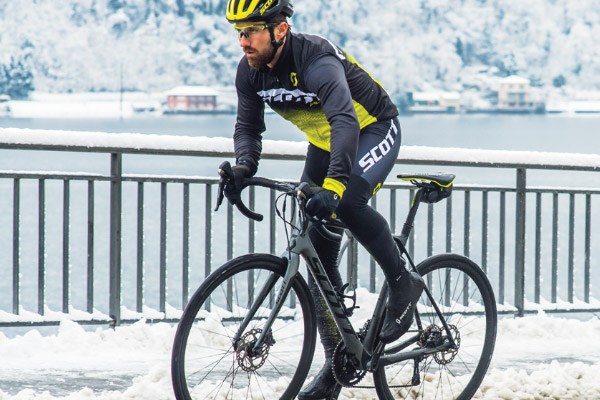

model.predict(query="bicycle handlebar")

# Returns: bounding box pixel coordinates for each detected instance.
[216,161,298,221]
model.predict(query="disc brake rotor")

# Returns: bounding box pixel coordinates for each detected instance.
[433,324,460,365]
[235,328,273,372]
[419,323,460,365]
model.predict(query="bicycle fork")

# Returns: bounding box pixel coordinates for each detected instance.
[232,252,301,354]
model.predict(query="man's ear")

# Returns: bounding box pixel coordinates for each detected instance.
[276,22,288,40]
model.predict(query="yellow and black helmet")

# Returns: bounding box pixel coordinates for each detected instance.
[226,0,294,23]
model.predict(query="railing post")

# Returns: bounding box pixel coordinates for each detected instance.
[159,182,167,314]
[63,179,70,314]
[87,180,95,314]
[13,178,20,315]
[515,168,527,316]
[38,179,46,315]
[109,153,123,325]
[182,183,190,307]
[204,184,212,312]
[136,182,144,313]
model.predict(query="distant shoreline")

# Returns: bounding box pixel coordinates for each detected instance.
[2,91,600,120]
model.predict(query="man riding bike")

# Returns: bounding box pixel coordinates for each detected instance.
[223,1,425,398]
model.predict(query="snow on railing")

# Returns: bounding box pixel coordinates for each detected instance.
[2,127,600,170]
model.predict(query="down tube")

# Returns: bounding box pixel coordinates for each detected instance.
[299,238,367,362]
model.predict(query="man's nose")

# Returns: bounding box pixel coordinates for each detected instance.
[239,34,250,47]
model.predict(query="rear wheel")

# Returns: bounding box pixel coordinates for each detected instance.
[171,254,317,400]
[374,254,497,399]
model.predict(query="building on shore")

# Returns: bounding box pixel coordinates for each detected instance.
[163,86,219,114]
[495,76,544,113]
[407,91,461,113]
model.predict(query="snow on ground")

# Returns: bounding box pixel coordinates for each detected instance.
[1,301,600,399]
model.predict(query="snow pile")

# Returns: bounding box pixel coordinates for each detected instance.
[0,311,600,399]
[479,362,600,400]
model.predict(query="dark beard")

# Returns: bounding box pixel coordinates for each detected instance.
[245,44,277,69]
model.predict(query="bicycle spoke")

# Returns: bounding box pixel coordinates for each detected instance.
[374,255,496,399]
[173,256,315,399]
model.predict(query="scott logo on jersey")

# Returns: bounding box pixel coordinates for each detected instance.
[257,88,319,105]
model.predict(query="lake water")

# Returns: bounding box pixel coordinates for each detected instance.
[2,113,599,154]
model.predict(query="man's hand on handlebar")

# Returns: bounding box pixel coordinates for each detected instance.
[215,161,265,221]
[305,187,340,221]
[215,162,341,224]
[220,162,251,206]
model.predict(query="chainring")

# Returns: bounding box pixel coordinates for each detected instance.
[332,341,367,387]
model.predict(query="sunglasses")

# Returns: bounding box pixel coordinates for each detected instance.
[234,23,279,39]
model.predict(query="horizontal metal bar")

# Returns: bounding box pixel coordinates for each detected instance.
[1,171,599,196]
[1,133,600,172]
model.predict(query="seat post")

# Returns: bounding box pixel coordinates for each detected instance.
[398,188,424,246]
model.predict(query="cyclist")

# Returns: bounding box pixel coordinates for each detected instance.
[223,1,424,398]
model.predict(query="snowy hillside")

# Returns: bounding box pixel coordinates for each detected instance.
[1,0,599,100]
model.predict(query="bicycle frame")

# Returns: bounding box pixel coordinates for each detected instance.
[169,167,502,400]
[237,184,458,373]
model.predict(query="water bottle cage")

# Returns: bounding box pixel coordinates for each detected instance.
[337,283,360,317]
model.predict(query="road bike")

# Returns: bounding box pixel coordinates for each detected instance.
[171,162,497,399]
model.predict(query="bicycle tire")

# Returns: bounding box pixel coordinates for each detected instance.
[171,253,317,400]
[374,253,497,400]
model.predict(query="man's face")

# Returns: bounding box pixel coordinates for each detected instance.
[235,22,278,69]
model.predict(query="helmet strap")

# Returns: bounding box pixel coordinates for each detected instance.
[268,25,285,51]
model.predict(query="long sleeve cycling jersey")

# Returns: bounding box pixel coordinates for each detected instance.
[233,31,398,195]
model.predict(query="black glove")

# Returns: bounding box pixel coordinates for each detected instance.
[306,188,340,220]
[224,164,251,205]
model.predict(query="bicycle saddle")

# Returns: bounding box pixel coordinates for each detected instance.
[397,173,455,188]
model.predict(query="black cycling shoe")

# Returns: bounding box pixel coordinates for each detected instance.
[380,271,425,343]
[298,359,342,400]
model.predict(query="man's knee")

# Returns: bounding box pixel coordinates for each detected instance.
[336,175,370,220]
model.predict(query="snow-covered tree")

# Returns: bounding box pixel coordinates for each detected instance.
[0,0,599,94]
[0,56,35,98]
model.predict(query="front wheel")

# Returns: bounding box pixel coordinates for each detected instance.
[374,254,497,399]
[171,254,317,400]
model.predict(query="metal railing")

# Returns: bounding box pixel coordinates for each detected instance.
[0,128,599,326]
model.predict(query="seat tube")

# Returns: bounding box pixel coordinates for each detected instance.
[399,189,423,246]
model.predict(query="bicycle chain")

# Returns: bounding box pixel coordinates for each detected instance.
[332,341,367,387]
[331,321,461,389]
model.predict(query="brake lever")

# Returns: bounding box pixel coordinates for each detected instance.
[214,178,226,212]
[215,161,233,212]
